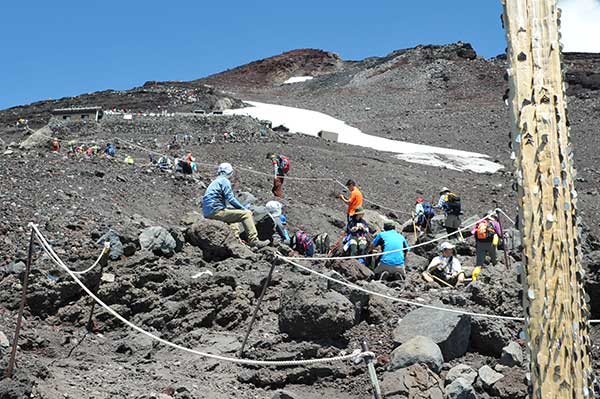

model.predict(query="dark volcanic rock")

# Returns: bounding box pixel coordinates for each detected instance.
[389,336,443,373]
[380,364,444,399]
[279,284,356,340]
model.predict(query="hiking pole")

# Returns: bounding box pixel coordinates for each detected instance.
[497,215,511,270]
[411,213,418,242]
[86,242,110,332]
[357,340,382,399]
[5,224,35,378]
[429,273,455,288]
[239,261,276,357]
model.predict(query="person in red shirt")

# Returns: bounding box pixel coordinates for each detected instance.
[267,153,289,198]
[52,138,60,153]
[339,179,363,222]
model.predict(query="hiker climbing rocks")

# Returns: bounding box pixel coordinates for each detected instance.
[339,179,363,222]
[472,212,502,266]
[290,229,315,257]
[265,200,291,243]
[202,163,269,249]
[414,197,435,233]
[157,155,172,171]
[423,242,465,287]
[371,221,409,279]
[436,187,462,235]
[52,138,60,153]
[344,206,370,260]
[267,153,290,198]
[104,143,116,158]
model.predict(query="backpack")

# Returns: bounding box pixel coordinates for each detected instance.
[314,233,330,255]
[422,202,435,218]
[445,193,462,215]
[292,230,314,257]
[476,220,496,241]
[279,156,291,174]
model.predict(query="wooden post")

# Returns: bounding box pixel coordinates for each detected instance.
[502,0,594,397]
[239,262,276,357]
[5,226,35,378]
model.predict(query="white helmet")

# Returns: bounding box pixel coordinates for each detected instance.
[440,242,455,251]
[265,201,283,217]
[217,162,233,176]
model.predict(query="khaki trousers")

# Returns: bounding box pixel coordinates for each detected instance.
[208,209,258,242]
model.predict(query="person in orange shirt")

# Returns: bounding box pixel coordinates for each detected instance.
[338,179,363,222]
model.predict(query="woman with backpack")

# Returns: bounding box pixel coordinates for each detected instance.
[415,197,435,233]
[436,187,462,235]
[471,213,502,266]
[267,153,290,198]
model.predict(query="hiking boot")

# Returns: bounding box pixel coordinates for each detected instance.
[249,239,270,249]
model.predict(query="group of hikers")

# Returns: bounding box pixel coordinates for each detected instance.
[201,156,506,288]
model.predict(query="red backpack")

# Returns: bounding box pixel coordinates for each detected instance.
[279,156,291,174]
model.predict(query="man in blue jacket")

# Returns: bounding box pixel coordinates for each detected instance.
[372,221,410,279]
[202,163,269,249]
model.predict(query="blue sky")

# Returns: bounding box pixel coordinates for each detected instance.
[0,0,507,110]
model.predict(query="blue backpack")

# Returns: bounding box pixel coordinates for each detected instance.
[423,202,435,218]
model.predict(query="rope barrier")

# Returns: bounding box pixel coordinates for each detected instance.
[277,254,524,321]
[495,208,517,226]
[31,224,372,366]
[36,231,110,275]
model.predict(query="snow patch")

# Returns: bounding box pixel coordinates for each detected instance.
[283,76,314,84]
[225,101,503,174]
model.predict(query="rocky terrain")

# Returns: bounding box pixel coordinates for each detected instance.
[0,42,599,398]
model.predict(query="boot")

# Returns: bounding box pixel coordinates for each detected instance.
[249,239,270,249]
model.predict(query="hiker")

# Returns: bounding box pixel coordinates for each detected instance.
[371,221,409,279]
[202,163,269,249]
[267,153,290,198]
[344,206,370,259]
[436,187,462,235]
[265,200,291,243]
[422,242,465,287]
[52,138,60,152]
[104,143,116,158]
[157,155,172,171]
[415,197,435,233]
[471,213,502,266]
[290,229,315,257]
[339,179,363,222]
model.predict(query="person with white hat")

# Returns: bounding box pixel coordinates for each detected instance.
[202,163,269,249]
[265,200,290,243]
[435,187,462,235]
[422,242,464,287]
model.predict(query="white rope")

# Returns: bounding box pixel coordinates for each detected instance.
[36,231,110,275]
[282,210,494,261]
[278,254,524,321]
[495,208,517,225]
[31,224,370,366]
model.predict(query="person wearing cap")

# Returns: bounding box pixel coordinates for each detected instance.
[339,179,364,223]
[202,163,270,249]
[265,200,291,243]
[423,242,465,287]
[371,221,410,279]
[344,206,370,258]
[471,212,502,266]
[266,153,289,198]
[414,197,434,233]
[436,187,462,235]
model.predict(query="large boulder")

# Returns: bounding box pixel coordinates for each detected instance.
[405,253,430,271]
[328,259,374,282]
[185,219,254,261]
[139,226,177,256]
[364,281,397,325]
[363,210,396,233]
[279,284,356,340]
[393,307,470,361]
[389,336,443,373]
[380,364,445,399]
[19,126,53,150]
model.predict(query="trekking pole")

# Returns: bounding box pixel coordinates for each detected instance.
[239,261,276,357]
[429,273,455,288]
[357,340,382,399]
[497,215,511,270]
[411,213,418,242]
[86,242,110,332]
[5,224,35,378]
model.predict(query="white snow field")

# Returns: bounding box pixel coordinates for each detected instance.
[282,76,314,84]
[225,101,503,173]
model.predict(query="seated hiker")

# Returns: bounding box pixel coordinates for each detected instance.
[414,197,435,233]
[52,137,60,153]
[339,179,364,223]
[104,143,116,158]
[436,187,462,235]
[266,153,290,198]
[344,206,370,260]
[471,212,502,266]
[157,155,172,171]
[290,229,315,257]
[423,242,465,287]
[202,163,269,249]
[372,221,409,279]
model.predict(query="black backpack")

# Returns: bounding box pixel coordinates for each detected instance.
[446,193,462,216]
[314,233,331,255]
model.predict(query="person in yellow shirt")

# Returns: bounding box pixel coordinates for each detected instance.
[339,179,363,222]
